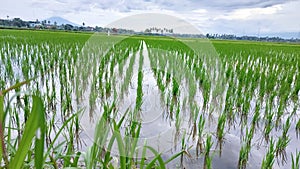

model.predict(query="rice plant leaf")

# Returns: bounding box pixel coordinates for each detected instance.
[9,96,45,169]
[43,112,79,161]
[140,141,148,169]
[0,94,4,164]
[164,150,185,164]
[144,146,166,169]
[113,121,126,169]
[34,98,46,169]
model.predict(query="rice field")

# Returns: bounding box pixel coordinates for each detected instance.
[0,29,300,168]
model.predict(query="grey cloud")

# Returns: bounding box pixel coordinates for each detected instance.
[129,0,292,12]
[30,0,294,15]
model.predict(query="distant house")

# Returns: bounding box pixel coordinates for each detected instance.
[85,26,94,31]
[112,28,118,34]
[28,21,42,28]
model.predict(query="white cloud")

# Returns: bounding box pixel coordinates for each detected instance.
[0,0,299,37]
[213,4,283,20]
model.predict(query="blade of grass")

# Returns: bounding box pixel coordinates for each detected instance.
[113,120,126,169]
[9,96,45,169]
[144,146,166,169]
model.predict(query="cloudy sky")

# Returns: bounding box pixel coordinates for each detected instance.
[1,0,300,38]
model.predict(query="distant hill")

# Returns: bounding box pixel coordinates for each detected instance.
[45,16,80,26]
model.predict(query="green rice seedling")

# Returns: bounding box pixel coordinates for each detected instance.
[138,140,185,169]
[0,93,9,166]
[180,131,187,167]
[7,96,45,169]
[238,126,254,169]
[259,73,266,103]
[241,95,251,125]
[261,138,275,169]
[84,102,115,169]
[217,112,226,155]
[124,120,142,168]
[174,103,182,146]
[275,135,290,165]
[105,81,112,97]
[296,119,300,139]
[238,144,249,169]
[169,98,175,120]
[166,72,171,85]
[204,134,213,169]
[135,70,143,112]
[196,114,205,157]
[138,145,166,169]
[2,29,300,168]
[251,102,261,132]
[121,52,136,96]
[101,110,129,169]
[191,102,200,139]
[188,77,197,103]
[263,111,274,143]
[275,98,285,129]
[224,87,235,126]
[291,150,300,169]
[282,116,291,139]
[172,77,180,98]
[202,79,211,113]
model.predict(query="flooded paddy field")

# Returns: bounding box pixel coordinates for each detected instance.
[0,29,300,168]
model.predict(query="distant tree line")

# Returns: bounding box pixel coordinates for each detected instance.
[144,27,174,34]
[0,18,29,27]
[205,33,300,43]
[0,17,299,42]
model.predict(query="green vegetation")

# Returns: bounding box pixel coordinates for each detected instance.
[0,29,300,168]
